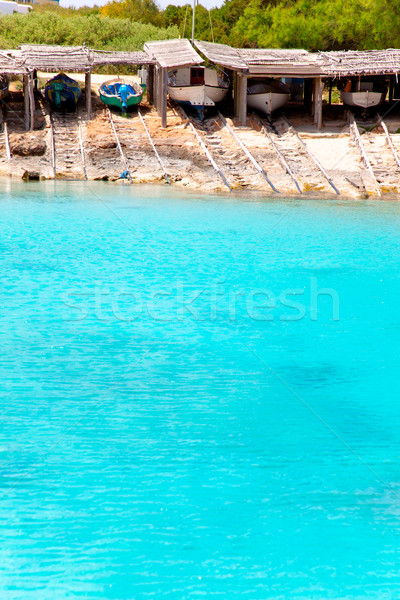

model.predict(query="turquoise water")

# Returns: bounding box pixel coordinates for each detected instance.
[1,181,400,599]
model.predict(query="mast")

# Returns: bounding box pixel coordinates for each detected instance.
[191,0,196,42]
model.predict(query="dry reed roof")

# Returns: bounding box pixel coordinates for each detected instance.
[16,44,154,73]
[144,39,203,68]
[19,45,92,72]
[193,40,248,71]
[91,50,154,67]
[317,49,400,77]
[237,48,323,77]
[0,50,30,75]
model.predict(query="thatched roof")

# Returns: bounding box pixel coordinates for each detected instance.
[317,49,400,77]
[0,50,30,75]
[91,50,154,67]
[19,44,92,73]
[236,48,323,77]
[144,39,203,68]
[16,44,154,73]
[193,40,248,71]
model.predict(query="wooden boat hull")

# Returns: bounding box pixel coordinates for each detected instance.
[99,79,143,112]
[247,91,290,115]
[168,84,228,107]
[247,79,290,115]
[341,90,386,109]
[45,73,81,110]
[168,66,229,118]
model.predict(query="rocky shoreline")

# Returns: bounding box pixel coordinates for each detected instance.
[2,90,400,199]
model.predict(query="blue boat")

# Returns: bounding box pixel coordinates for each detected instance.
[99,79,143,113]
[44,73,81,111]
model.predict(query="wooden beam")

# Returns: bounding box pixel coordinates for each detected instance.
[160,67,167,129]
[85,72,92,119]
[313,78,323,130]
[233,71,239,118]
[239,74,247,126]
[154,66,160,113]
[147,64,154,105]
[23,75,29,131]
[29,73,35,131]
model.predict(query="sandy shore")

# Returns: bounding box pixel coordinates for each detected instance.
[2,83,400,198]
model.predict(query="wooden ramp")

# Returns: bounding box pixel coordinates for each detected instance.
[262,115,335,193]
[50,112,86,179]
[350,114,400,194]
[178,108,283,191]
[107,109,171,183]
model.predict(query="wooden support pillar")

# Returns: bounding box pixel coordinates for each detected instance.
[313,78,324,130]
[233,71,239,117]
[85,72,92,119]
[23,74,29,131]
[154,66,160,113]
[29,73,35,131]
[33,69,38,92]
[389,75,394,102]
[239,73,247,126]
[160,67,167,129]
[147,64,154,105]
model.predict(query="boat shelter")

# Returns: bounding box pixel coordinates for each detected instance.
[193,40,249,122]
[236,48,324,127]
[0,50,33,130]
[90,49,155,102]
[144,38,204,127]
[17,44,155,126]
[316,49,400,101]
[19,44,93,124]
[182,42,325,127]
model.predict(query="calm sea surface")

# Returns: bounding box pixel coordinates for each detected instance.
[1,181,400,599]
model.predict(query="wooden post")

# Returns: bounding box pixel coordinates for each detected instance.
[239,73,247,126]
[23,74,30,131]
[389,75,394,102]
[328,79,332,105]
[147,64,154,105]
[85,72,92,119]
[233,71,239,117]
[312,77,318,118]
[317,78,324,130]
[313,78,323,130]
[154,66,159,113]
[160,67,167,129]
[29,73,35,131]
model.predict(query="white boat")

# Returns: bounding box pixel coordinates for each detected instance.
[168,65,229,119]
[340,80,387,110]
[247,79,291,115]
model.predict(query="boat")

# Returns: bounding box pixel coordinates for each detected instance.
[99,79,143,113]
[167,65,230,119]
[44,73,81,111]
[0,74,9,101]
[247,78,291,115]
[340,78,387,111]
